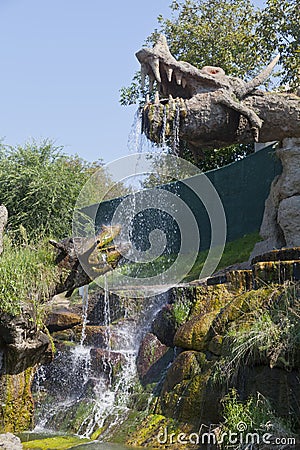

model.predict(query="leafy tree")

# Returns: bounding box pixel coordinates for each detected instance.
[0,140,124,241]
[258,0,299,89]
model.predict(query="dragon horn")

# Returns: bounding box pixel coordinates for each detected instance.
[242,54,280,96]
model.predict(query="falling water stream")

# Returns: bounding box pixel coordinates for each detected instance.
[33,279,168,443]
[31,103,181,447]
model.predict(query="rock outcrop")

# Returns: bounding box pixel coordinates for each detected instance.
[130,252,300,447]
[252,138,300,256]
[0,305,53,432]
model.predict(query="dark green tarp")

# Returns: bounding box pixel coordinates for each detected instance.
[84,145,281,253]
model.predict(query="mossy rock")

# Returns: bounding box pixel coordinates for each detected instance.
[159,351,219,424]
[191,284,235,317]
[0,367,35,433]
[45,399,94,434]
[206,286,277,341]
[105,409,149,444]
[22,435,90,449]
[174,311,217,351]
[127,413,197,449]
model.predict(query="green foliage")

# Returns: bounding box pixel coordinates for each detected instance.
[173,298,192,325]
[258,0,299,90]
[156,0,262,78]
[227,284,300,369]
[220,389,294,448]
[180,143,255,172]
[0,236,59,315]
[0,140,126,242]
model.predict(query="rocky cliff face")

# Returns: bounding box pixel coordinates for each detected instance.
[129,251,300,448]
[252,138,300,257]
[0,305,52,432]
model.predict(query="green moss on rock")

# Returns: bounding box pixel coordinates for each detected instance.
[0,367,35,433]
[22,435,90,449]
[174,311,217,351]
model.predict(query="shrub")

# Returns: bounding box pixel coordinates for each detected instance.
[0,140,105,241]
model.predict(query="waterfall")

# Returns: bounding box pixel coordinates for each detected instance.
[33,283,168,440]
[173,102,180,155]
[79,285,89,346]
[128,107,161,154]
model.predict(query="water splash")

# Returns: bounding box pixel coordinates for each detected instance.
[128,107,159,154]
[102,273,112,386]
[79,285,89,347]
[33,287,168,440]
[172,102,180,155]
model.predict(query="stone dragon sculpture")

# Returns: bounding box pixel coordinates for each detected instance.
[136,35,299,150]
[50,225,128,296]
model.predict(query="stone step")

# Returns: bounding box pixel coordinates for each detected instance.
[252,247,300,264]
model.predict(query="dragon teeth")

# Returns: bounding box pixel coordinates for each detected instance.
[155,91,160,104]
[182,78,187,88]
[149,74,155,92]
[175,72,182,85]
[149,57,161,83]
[165,66,173,82]
[141,64,148,90]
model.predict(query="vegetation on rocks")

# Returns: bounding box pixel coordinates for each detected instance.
[21,435,90,449]
[220,389,295,449]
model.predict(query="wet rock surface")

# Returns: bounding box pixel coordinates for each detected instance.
[136,332,174,385]
[151,304,177,347]
[46,310,82,332]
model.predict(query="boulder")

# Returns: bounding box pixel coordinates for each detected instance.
[0,205,8,256]
[278,195,300,247]
[136,333,174,386]
[0,433,22,450]
[90,348,126,383]
[46,310,82,332]
[151,304,177,347]
[173,311,216,351]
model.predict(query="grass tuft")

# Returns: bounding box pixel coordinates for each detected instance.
[0,236,59,316]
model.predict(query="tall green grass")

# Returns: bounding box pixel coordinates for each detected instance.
[0,236,59,315]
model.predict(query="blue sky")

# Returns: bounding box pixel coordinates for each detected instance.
[0,0,264,163]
